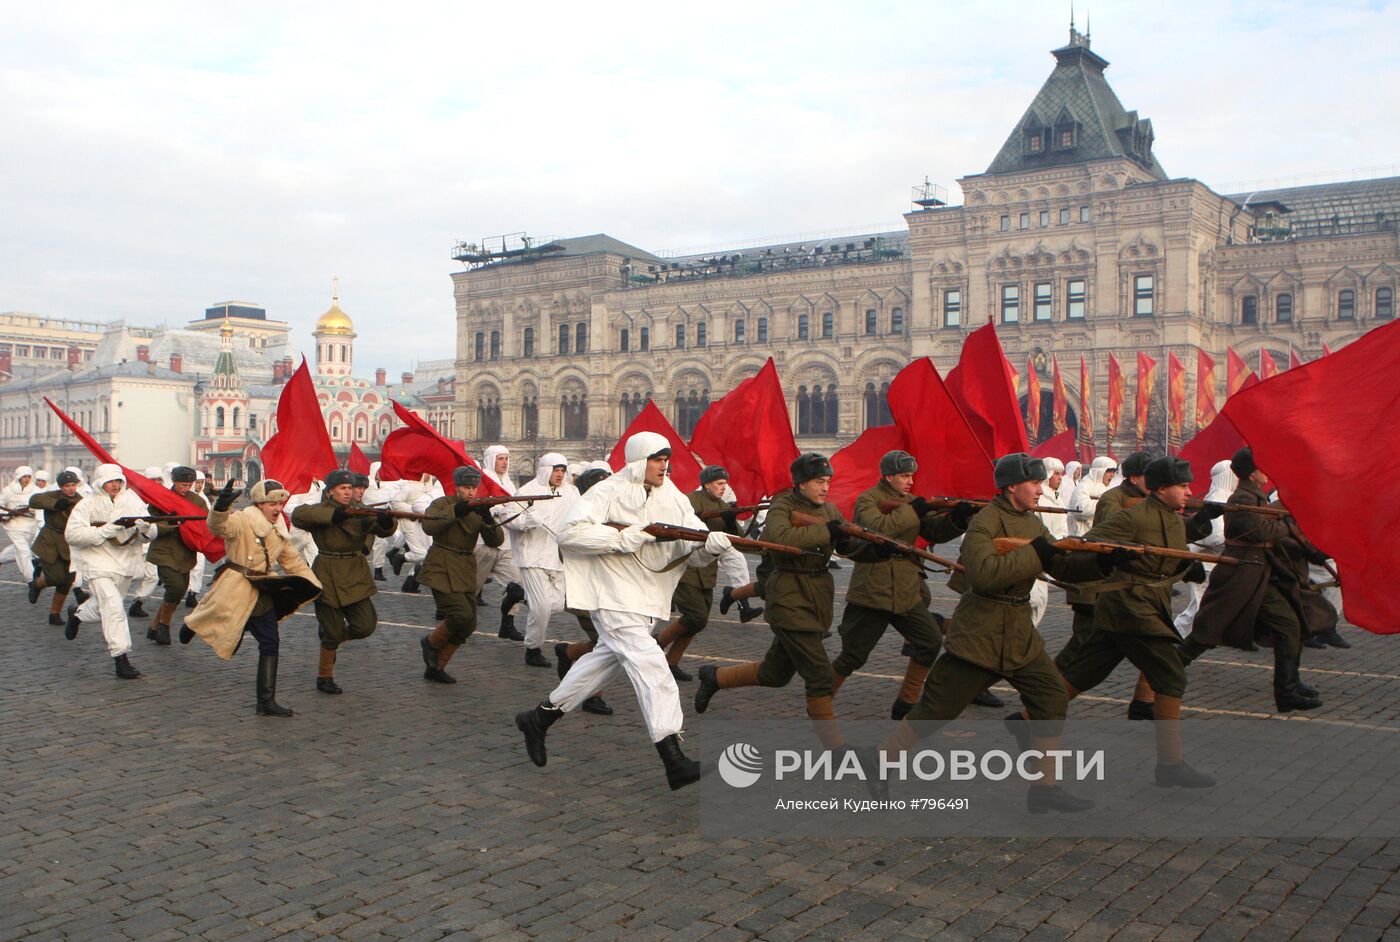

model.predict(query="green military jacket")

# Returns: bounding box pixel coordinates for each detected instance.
[1065,480,1147,606]
[291,497,396,608]
[1080,493,1212,640]
[846,480,962,614]
[944,496,1104,672]
[757,488,859,633]
[416,495,504,594]
[29,490,78,565]
[145,489,209,572]
[678,489,727,592]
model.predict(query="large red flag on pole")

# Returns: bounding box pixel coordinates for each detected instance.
[348,442,371,475]
[1222,320,1400,633]
[1288,349,1304,371]
[1078,356,1094,443]
[379,400,504,496]
[1167,352,1187,447]
[1227,347,1252,397]
[828,425,906,518]
[43,397,225,561]
[1031,428,1079,464]
[945,320,1029,459]
[1106,353,1125,445]
[1135,352,1157,445]
[259,358,338,496]
[1195,349,1218,428]
[1180,374,1258,493]
[688,358,798,506]
[1025,357,1041,445]
[609,399,702,493]
[1259,349,1279,380]
[1050,356,1068,435]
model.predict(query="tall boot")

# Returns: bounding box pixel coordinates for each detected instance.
[113,653,141,679]
[654,733,702,790]
[427,643,460,684]
[28,572,46,605]
[501,581,526,614]
[892,659,931,720]
[1153,695,1215,787]
[48,589,68,626]
[401,574,420,594]
[255,655,293,716]
[387,546,405,576]
[695,661,760,713]
[1274,656,1321,712]
[316,648,342,694]
[666,634,695,682]
[515,701,563,766]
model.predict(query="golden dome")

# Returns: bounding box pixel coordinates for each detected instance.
[315,278,355,336]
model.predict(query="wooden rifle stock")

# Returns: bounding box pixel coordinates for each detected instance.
[347,506,433,522]
[698,503,768,521]
[789,510,964,573]
[874,497,1067,516]
[1122,495,1291,518]
[601,520,808,556]
[991,535,1250,566]
[95,514,207,527]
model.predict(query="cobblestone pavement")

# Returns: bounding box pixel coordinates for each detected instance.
[3,565,1400,941]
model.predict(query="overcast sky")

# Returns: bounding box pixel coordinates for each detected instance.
[3,1,1397,374]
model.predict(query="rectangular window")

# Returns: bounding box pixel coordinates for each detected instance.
[1059,207,1070,225]
[1039,211,1050,228]
[999,215,1010,231]
[1001,284,1020,323]
[674,324,686,348]
[943,289,961,328]
[757,318,768,342]
[620,328,629,352]
[1338,289,1355,320]
[1028,134,1042,153]
[1275,293,1293,323]
[489,330,501,360]
[696,322,706,347]
[523,327,534,357]
[891,307,904,334]
[1018,213,1029,230]
[1241,295,1258,324]
[1378,287,1394,320]
[1067,279,1086,319]
[474,332,484,361]
[864,309,877,334]
[797,314,809,340]
[1034,282,1052,321]
[558,323,570,355]
[821,312,833,339]
[1133,274,1154,317]
[640,326,650,350]
[734,320,746,343]
[1060,129,1074,147]
[1080,205,1091,223]
[15,345,28,357]
[575,322,587,353]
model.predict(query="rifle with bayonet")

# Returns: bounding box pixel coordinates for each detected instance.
[876,496,1068,516]
[790,510,964,573]
[991,535,1253,566]
[601,520,815,557]
[352,493,561,523]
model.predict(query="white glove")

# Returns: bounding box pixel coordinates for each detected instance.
[98,521,125,538]
[704,531,733,554]
[140,522,159,540]
[616,525,655,553]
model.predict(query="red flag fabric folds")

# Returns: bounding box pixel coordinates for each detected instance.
[688,358,798,505]
[1135,352,1157,444]
[1107,353,1125,441]
[1167,352,1186,443]
[1025,357,1041,445]
[44,398,225,561]
[348,443,371,475]
[609,400,702,493]
[1289,349,1304,371]
[1196,349,1218,428]
[1050,357,1068,435]
[827,425,905,518]
[1031,428,1079,464]
[1222,320,1400,633]
[945,321,1029,459]
[1179,374,1258,496]
[1227,347,1252,397]
[380,401,504,496]
[1078,356,1094,444]
[259,358,338,496]
[1259,349,1279,380]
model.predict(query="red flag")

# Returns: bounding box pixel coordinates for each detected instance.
[1167,352,1187,443]
[1135,352,1157,444]
[1322,342,1334,356]
[259,358,337,496]
[43,397,225,561]
[1196,349,1218,428]
[1259,349,1279,380]
[380,400,505,496]
[1078,356,1094,443]
[828,425,906,518]
[1031,428,1079,464]
[348,443,371,475]
[888,357,995,500]
[1222,320,1400,632]
[1025,357,1041,445]
[1227,347,1252,397]
[1050,357,1069,435]
[1180,374,1259,493]
[945,320,1029,459]
[1288,349,1303,371]
[1107,353,1125,441]
[608,399,702,493]
[688,358,798,505]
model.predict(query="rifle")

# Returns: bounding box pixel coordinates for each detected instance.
[1123,495,1291,518]
[876,497,1068,516]
[991,535,1251,566]
[347,506,434,523]
[95,514,207,527]
[601,520,813,557]
[790,510,964,573]
[698,503,768,521]
[0,508,34,520]
[355,493,562,523]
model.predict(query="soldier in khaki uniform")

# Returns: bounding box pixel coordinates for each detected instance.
[1056,456,1219,788]
[882,453,1106,814]
[415,466,504,684]
[142,466,207,646]
[291,469,396,694]
[695,453,861,735]
[27,470,84,625]
[829,450,972,720]
[655,465,739,682]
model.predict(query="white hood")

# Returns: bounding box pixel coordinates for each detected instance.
[482,445,511,490]
[621,431,670,484]
[93,463,126,491]
[14,465,33,481]
[1205,460,1238,504]
[533,452,568,488]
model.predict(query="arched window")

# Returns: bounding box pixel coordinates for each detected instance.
[558,323,570,355]
[675,323,686,349]
[330,418,342,439]
[865,309,877,334]
[620,328,630,352]
[523,327,535,358]
[757,318,768,342]
[864,381,893,428]
[1377,287,1394,320]
[891,307,905,334]
[474,332,484,360]
[821,312,833,339]
[215,406,225,430]
[490,330,501,359]
[477,397,501,440]
[824,385,839,434]
[1275,293,1293,323]
[355,419,367,441]
[811,384,826,432]
[576,322,588,354]
[521,394,539,439]
[734,320,746,343]
[231,407,241,429]
[674,387,710,438]
[797,314,809,340]
[797,385,810,434]
[696,322,707,347]
[621,391,648,428]
[561,393,588,440]
[639,326,650,351]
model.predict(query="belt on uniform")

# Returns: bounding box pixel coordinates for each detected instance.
[433,543,476,556]
[316,551,362,559]
[1226,540,1274,549]
[970,590,1031,605]
[223,561,269,578]
[773,565,827,576]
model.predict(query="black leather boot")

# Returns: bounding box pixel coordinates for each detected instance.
[554,642,573,679]
[498,613,524,641]
[670,663,692,682]
[128,599,148,618]
[516,702,563,766]
[718,585,736,616]
[154,623,171,646]
[179,625,195,644]
[1321,629,1351,649]
[1127,699,1156,721]
[256,655,293,716]
[695,664,720,714]
[581,696,613,715]
[64,605,81,640]
[655,734,702,790]
[736,599,764,624]
[401,574,420,594]
[1274,656,1321,712]
[185,591,198,609]
[501,581,526,616]
[373,567,385,582]
[525,647,550,668]
[73,586,90,605]
[971,688,1005,708]
[113,653,141,679]
[27,579,41,604]
[890,698,915,721]
[387,546,405,576]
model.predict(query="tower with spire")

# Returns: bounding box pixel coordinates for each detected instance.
[313,277,356,378]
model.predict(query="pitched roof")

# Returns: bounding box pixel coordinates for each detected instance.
[984,36,1166,179]
[548,234,665,262]
[1225,176,1400,239]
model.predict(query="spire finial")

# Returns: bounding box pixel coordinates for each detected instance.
[332,275,339,304]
